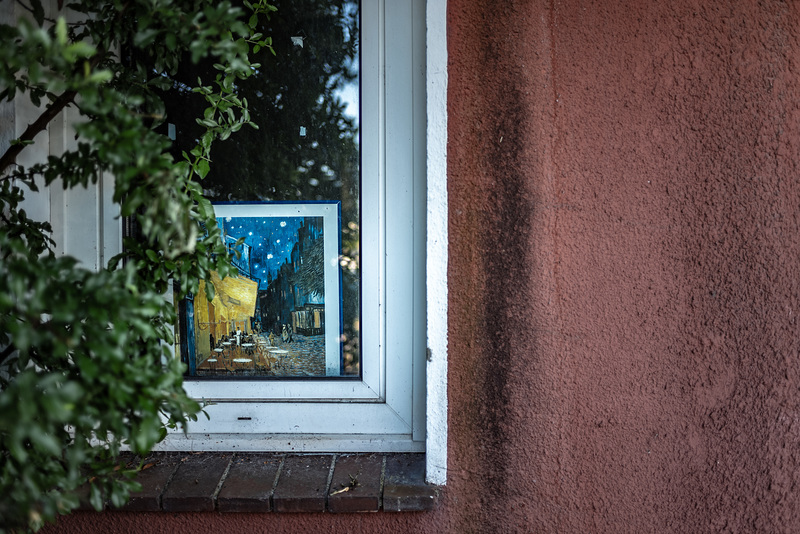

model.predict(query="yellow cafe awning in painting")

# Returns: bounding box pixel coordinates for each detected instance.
[200,270,259,320]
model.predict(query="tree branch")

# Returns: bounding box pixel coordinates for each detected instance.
[15,0,57,24]
[0,90,78,176]
[0,342,17,366]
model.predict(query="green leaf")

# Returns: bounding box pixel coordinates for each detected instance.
[87,69,113,83]
[55,17,68,45]
[205,281,215,301]
[29,427,62,456]
[10,139,35,147]
[63,41,97,62]
[197,198,213,219]
[89,484,103,512]
[200,132,213,150]
[148,75,172,90]
[30,0,45,25]
[196,158,210,179]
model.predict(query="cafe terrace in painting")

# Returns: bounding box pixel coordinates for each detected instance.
[176,202,342,379]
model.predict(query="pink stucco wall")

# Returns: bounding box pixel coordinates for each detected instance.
[51,0,800,532]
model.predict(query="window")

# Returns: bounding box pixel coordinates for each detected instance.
[155,0,429,453]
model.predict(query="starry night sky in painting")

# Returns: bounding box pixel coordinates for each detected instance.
[219,216,319,289]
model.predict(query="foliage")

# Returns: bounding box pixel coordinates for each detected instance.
[0,0,274,529]
[160,0,359,206]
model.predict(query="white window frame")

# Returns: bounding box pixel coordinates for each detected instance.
[156,0,429,453]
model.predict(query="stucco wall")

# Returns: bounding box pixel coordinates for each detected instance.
[51,0,800,532]
[448,0,800,531]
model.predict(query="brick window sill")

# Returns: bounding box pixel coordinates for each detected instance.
[81,452,438,513]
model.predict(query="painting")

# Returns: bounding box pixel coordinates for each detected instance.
[176,202,342,378]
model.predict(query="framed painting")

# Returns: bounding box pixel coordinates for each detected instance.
[176,202,343,378]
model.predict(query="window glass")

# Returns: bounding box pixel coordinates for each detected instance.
[161,0,360,380]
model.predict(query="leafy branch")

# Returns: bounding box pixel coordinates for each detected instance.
[0,0,276,530]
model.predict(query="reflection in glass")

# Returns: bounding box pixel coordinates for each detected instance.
[163,0,360,378]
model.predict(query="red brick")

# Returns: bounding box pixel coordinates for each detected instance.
[328,454,383,513]
[121,453,184,512]
[383,453,438,512]
[217,453,281,512]
[272,455,333,512]
[161,452,231,512]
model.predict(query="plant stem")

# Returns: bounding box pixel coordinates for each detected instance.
[0,342,17,366]
[0,90,78,176]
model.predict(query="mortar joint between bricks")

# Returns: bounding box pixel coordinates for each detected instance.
[324,454,338,511]
[211,454,234,509]
[271,454,286,510]
[159,454,188,511]
[379,454,387,511]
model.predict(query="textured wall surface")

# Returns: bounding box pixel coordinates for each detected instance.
[448,0,800,531]
[50,0,800,532]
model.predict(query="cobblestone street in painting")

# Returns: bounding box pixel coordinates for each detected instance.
[196,334,326,377]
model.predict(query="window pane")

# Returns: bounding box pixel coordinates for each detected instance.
[163,0,360,379]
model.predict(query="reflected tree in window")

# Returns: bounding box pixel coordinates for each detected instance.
[158,0,361,374]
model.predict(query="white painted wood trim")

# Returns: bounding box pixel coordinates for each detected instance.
[155,433,425,453]
[425,0,448,486]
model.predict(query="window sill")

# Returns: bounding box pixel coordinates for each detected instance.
[79,452,439,513]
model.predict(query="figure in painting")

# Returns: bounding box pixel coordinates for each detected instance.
[282,324,293,343]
